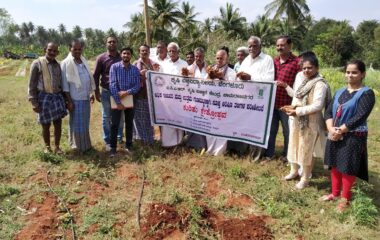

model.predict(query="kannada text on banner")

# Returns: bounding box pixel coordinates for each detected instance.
[146,71,276,148]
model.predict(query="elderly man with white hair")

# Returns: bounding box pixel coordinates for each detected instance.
[206,49,237,156]
[160,42,188,148]
[235,36,275,161]
[234,46,249,72]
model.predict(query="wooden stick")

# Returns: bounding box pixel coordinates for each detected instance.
[46,170,77,240]
[136,169,146,231]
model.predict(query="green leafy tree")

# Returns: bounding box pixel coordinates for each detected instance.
[370,25,380,69]
[0,8,12,36]
[2,22,19,45]
[313,21,358,66]
[354,20,380,68]
[302,18,339,50]
[0,8,19,47]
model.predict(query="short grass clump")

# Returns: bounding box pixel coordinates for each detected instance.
[351,186,378,227]
[226,164,247,180]
[34,150,64,164]
[0,185,19,199]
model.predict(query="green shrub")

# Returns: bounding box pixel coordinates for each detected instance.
[227,165,247,180]
[351,186,378,227]
[34,150,63,164]
[0,185,20,198]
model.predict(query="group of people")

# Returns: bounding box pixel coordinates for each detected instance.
[28,35,375,212]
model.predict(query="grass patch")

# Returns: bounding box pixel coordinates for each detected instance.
[81,201,117,236]
[351,185,378,227]
[226,164,247,180]
[34,150,64,164]
[0,185,20,199]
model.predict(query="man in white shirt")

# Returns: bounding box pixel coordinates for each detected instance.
[235,36,275,161]
[187,47,208,78]
[153,40,169,66]
[206,49,237,156]
[160,42,188,147]
[184,47,208,150]
[238,36,274,82]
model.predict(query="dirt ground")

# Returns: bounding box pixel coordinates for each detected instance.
[14,193,59,240]
[13,162,273,239]
[140,203,273,239]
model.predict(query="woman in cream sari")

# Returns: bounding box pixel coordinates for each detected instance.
[282,54,331,189]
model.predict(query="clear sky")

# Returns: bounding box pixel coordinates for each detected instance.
[2,0,379,32]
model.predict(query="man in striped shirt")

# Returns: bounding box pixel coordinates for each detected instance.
[109,47,141,157]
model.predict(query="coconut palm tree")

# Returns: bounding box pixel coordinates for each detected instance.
[107,28,118,38]
[47,28,60,43]
[124,12,146,46]
[213,3,247,39]
[94,29,106,48]
[273,18,305,50]
[149,0,181,40]
[84,28,95,48]
[72,25,82,39]
[265,0,310,26]
[248,15,277,47]
[200,18,214,44]
[57,23,68,44]
[27,22,35,35]
[177,1,200,39]
[58,24,66,37]
[35,25,48,46]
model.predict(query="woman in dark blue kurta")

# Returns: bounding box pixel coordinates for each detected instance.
[322,60,375,212]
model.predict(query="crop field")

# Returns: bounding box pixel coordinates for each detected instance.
[0,58,379,239]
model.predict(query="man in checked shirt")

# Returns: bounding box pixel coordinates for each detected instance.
[109,47,141,157]
[263,35,300,162]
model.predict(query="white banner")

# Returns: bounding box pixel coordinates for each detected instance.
[146,71,276,148]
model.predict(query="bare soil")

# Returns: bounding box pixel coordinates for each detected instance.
[141,203,187,239]
[140,202,274,239]
[14,193,59,240]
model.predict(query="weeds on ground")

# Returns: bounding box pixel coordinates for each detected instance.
[351,184,378,227]
[186,200,218,240]
[81,200,118,237]
[0,185,20,199]
[34,150,64,164]
[0,194,22,240]
[226,165,247,180]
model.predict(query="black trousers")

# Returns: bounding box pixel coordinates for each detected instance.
[110,108,134,149]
